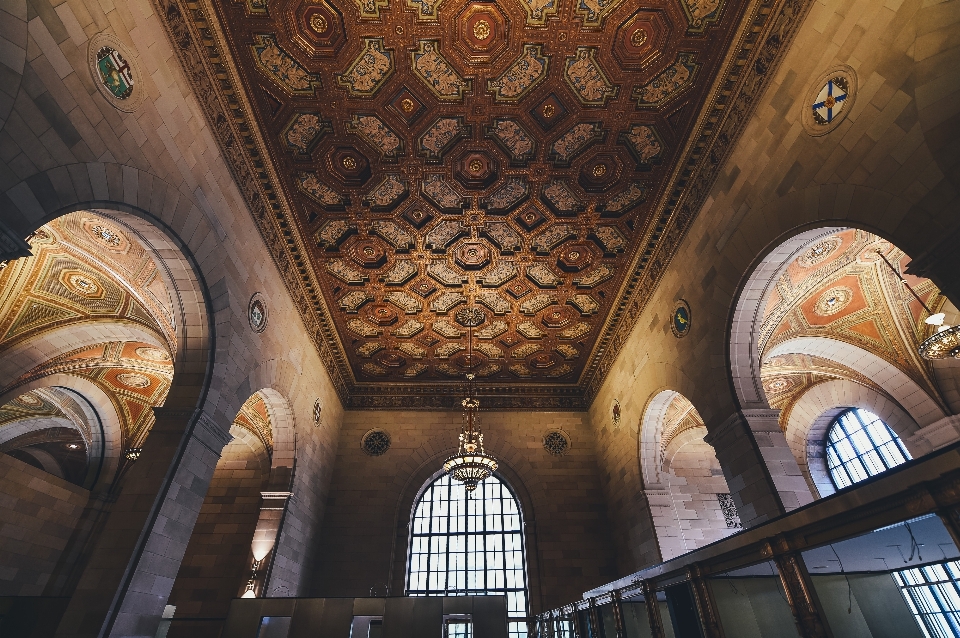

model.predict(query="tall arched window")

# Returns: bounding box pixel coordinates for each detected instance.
[407,473,529,638]
[825,408,911,489]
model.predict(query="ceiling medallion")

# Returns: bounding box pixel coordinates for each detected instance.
[456,306,486,327]
[310,13,327,32]
[672,299,691,338]
[249,293,268,333]
[813,286,853,317]
[473,19,491,40]
[631,28,648,46]
[802,65,857,137]
[362,429,391,456]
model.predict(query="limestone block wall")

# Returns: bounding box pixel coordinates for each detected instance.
[587,0,960,576]
[0,452,88,595]
[312,410,617,613]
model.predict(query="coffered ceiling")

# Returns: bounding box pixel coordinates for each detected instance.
[168,0,809,407]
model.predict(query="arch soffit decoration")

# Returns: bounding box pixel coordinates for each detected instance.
[637,365,704,490]
[767,336,946,428]
[0,165,220,424]
[661,424,712,475]
[240,359,305,470]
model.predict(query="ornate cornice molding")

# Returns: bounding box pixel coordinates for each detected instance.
[152,0,813,409]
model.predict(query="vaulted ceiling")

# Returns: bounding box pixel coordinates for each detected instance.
[171,0,803,407]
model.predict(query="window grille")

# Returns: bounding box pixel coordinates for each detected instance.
[407,473,529,638]
[893,560,960,637]
[825,408,910,489]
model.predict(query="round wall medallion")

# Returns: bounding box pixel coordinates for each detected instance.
[814,286,853,317]
[88,33,145,112]
[797,236,842,269]
[612,399,622,429]
[802,65,857,137]
[136,346,171,362]
[248,293,268,333]
[543,430,570,456]
[117,372,151,388]
[672,299,692,338]
[361,429,391,456]
[313,398,323,427]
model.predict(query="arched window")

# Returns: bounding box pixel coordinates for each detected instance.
[407,473,529,638]
[825,408,911,489]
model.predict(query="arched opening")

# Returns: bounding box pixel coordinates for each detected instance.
[824,408,911,489]
[406,472,530,638]
[640,391,740,562]
[730,227,958,502]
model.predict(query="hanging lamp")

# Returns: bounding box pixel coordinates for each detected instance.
[443,307,498,492]
[874,248,958,360]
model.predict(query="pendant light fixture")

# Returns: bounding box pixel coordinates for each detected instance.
[443,307,498,492]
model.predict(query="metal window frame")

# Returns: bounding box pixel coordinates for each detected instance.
[894,560,960,637]
[825,407,911,490]
[406,472,529,625]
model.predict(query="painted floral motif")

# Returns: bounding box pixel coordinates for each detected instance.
[297,172,346,210]
[347,318,381,337]
[513,343,542,358]
[519,293,557,315]
[251,34,322,95]
[392,319,424,338]
[591,226,627,254]
[397,342,426,358]
[352,0,389,19]
[558,322,591,339]
[481,223,521,253]
[411,40,471,101]
[362,363,388,376]
[549,122,604,166]
[337,38,394,97]
[568,294,600,315]
[424,220,469,251]
[476,320,508,339]
[421,175,465,213]
[620,124,663,167]
[573,264,613,288]
[348,115,403,160]
[564,48,619,106]
[555,344,578,359]
[363,174,408,211]
[482,179,528,214]
[356,342,383,357]
[478,291,511,315]
[281,113,329,155]
[418,117,469,161]
[405,0,446,20]
[339,291,373,313]
[475,342,503,359]
[545,364,573,378]
[430,291,467,313]
[518,0,558,25]
[326,259,368,284]
[485,119,536,164]
[478,262,517,287]
[531,223,576,253]
[509,364,534,378]
[633,53,698,107]
[573,0,623,27]
[487,45,549,103]
[315,219,353,249]
[526,263,562,288]
[427,262,466,286]
[381,260,417,285]
[433,319,463,337]
[680,0,723,32]
[385,291,422,314]
[371,220,414,250]
[517,321,545,339]
[600,182,647,215]
[541,180,583,215]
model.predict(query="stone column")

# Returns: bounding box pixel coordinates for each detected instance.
[705,410,813,528]
[55,409,232,638]
[766,537,833,638]
[687,564,724,638]
[641,580,666,638]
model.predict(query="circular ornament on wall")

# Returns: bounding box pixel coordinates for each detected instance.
[814,286,854,317]
[542,430,570,456]
[671,299,692,338]
[313,398,323,427]
[612,399,622,429]
[88,33,145,112]
[361,428,391,456]
[248,293,268,333]
[797,236,843,269]
[801,65,857,137]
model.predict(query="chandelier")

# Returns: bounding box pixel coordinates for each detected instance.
[443,308,498,492]
[875,249,957,360]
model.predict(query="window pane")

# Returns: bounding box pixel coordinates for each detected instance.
[894,559,960,638]
[407,473,528,622]
[825,408,911,490]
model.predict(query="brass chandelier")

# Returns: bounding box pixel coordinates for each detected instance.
[443,308,498,492]
[875,249,957,360]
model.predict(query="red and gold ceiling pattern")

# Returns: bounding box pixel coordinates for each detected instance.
[233,392,275,455]
[0,212,176,354]
[760,231,946,421]
[210,0,746,392]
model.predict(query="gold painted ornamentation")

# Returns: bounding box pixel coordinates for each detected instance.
[633,52,698,107]
[401,98,415,112]
[631,28,648,46]
[473,19,491,40]
[251,34,322,95]
[487,44,550,103]
[336,38,394,97]
[411,40,471,101]
[592,164,606,177]
[310,13,328,32]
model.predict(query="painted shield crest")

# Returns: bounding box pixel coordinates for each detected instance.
[96,47,134,99]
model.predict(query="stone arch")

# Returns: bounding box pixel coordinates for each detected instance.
[767,337,946,427]
[783,379,919,499]
[639,389,679,490]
